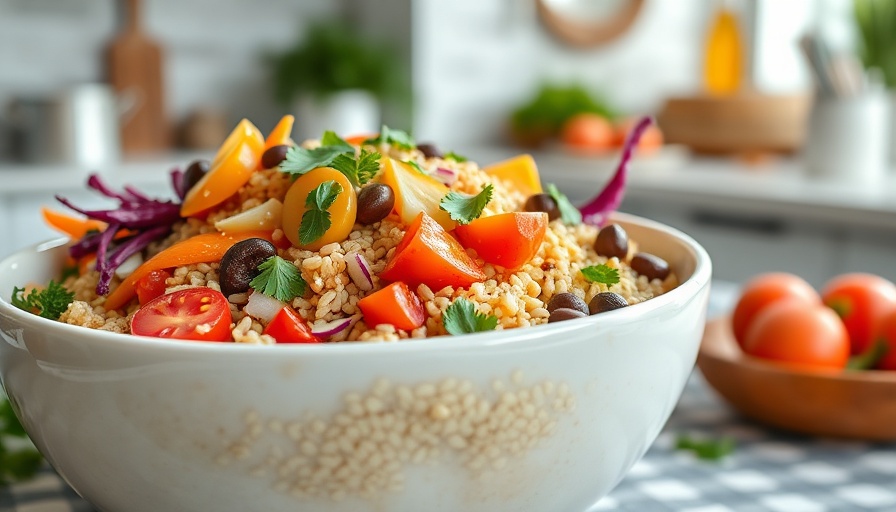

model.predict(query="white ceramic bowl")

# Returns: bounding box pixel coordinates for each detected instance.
[0,213,711,512]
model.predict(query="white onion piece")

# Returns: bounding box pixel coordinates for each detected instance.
[311,317,353,338]
[346,253,374,291]
[432,167,459,186]
[114,253,143,280]
[244,291,285,324]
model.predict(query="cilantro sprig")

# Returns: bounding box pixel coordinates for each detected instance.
[279,131,379,187]
[443,298,499,335]
[0,397,42,485]
[364,125,415,150]
[249,256,307,302]
[439,184,493,225]
[443,151,468,163]
[547,183,582,225]
[10,281,74,320]
[675,434,735,461]
[581,264,620,285]
[299,180,343,246]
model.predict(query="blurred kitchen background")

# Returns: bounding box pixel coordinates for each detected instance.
[1,0,894,287]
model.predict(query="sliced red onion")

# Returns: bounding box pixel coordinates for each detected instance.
[244,291,286,324]
[170,168,186,200]
[311,317,353,338]
[432,167,459,186]
[346,252,374,291]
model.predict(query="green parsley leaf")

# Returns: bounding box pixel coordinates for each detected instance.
[404,160,426,174]
[0,395,43,485]
[439,184,494,225]
[364,125,415,150]
[444,151,468,162]
[279,145,348,176]
[547,183,582,225]
[298,180,343,245]
[581,264,620,285]
[675,434,735,461]
[11,281,74,320]
[331,149,381,187]
[249,256,307,302]
[320,130,354,150]
[443,297,499,335]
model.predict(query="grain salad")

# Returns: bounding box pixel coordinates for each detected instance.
[12,116,677,343]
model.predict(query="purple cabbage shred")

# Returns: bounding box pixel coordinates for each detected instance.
[57,171,184,296]
[579,116,653,227]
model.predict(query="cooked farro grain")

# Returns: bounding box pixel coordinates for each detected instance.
[50,132,678,343]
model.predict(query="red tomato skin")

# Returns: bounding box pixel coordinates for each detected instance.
[131,288,232,342]
[821,273,896,355]
[135,269,171,306]
[743,299,850,371]
[262,306,320,344]
[874,308,896,370]
[731,273,820,348]
[454,212,548,270]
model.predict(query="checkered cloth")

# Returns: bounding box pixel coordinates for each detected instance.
[4,284,896,512]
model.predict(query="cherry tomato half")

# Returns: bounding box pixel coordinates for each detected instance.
[743,299,850,371]
[135,269,171,306]
[131,288,232,342]
[821,273,896,355]
[731,272,819,348]
[262,305,320,344]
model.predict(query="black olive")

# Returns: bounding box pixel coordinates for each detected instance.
[219,238,278,297]
[261,144,291,169]
[548,307,588,323]
[181,160,210,195]
[631,252,670,281]
[416,143,443,159]
[546,292,589,315]
[524,193,560,221]
[356,183,395,225]
[594,224,629,260]
[588,292,628,315]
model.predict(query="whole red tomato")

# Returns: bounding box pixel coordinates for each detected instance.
[874,308,896,370]
[743,299,850,371]
[821,273,896,355]
[731,272,820,348]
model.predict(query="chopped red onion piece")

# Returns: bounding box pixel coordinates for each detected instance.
[432,167,459,186]
[346,253,374,291]
[244,291,286,324]
[310,317,353,337]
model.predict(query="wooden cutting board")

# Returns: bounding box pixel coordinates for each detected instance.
[106,0,169,154]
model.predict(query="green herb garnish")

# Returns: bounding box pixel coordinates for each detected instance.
[11,281,74,320]
[331,148,380,187]
[364,125,415,150]
[443,297,499,335]
[580,264,620,285]
[298,180,343,246]
[404,160,426,174]
[547,183,582,225]
[279,131,380,187]
[439,184,493,225]
[0,397,42,485]
[249,256,307,302]
[444,151,468,163]
[675,434,735,461]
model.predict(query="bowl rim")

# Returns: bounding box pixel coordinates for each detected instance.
[0,212,712,355]
[699,315,896,384]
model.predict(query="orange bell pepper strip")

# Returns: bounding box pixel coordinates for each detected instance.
[358,281,425,330]
[263,114,295,150]
[455,212,548,270]
[42,207,108,240]
[104,230,273,311]
[181,119,265,217]
[482,154,543,197]
[380,212,485,291]
[344,133,377,146]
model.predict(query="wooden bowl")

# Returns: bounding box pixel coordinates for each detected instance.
[657,94,811,155]
[697,316,896,440]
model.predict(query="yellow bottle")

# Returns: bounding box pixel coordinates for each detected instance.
[703,4,743,95]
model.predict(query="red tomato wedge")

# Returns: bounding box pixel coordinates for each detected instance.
[358,281,425,331]
[454,212,548,270]
[135,269,171,306]
[131,288,232,342]
[380,212,485,291]
[263,306,320,343]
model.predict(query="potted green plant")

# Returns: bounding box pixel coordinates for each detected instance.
[269,21,402,140]
[854,0,896,161]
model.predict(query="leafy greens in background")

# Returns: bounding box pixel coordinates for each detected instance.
[854,0,896,88]
[0,396,42,485]
[510,83,616,147]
